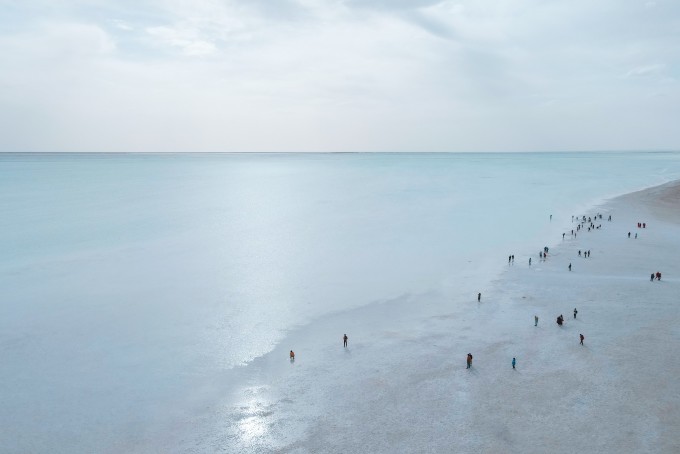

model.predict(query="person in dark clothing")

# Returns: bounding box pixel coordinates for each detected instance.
[569,263,572,272]
[651,273,655,281]
[343,334,348,347]
[512,357,516,369]
[467,353,473,369]
[580,334,584,345]
[574,308,578,319]
[478,293,481,302]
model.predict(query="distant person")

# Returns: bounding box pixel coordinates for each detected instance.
[535,315,539,326]
[509,255,511,264]
[651,273,655,282]
[529,257,532,266]
[478,293,481,302]
[512,357,516,369]
[563,233,565,239]
[608,215,611,221]
[557,315,563,326]
[290,350,295,360]
[343,334,348,348]
[569,263,572,272]
[580,334,584,345]
[628,232,631,238]
[512,255,515,263]
[573,308,578,319]
[656,272,662,281]
[643,223,646,228]
[467,353,473,369]
[550,214,552,221]
[635,233,637,239]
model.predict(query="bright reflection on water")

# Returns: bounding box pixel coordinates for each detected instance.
[234,386,274,448]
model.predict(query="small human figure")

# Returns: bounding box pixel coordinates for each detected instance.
[529,257,532,266]
[628,232,631,238]
[578,250,581,257]
[635,233,637,239]
[540,251,543,259]
[511,255,515,263]
[550,214,552,221]
[656,272,661,281]
[568,263,572,272]
[562,233,565,239]
[467,353,473,369]
[512,357,516,369]
[643,223,646,228]
[290,350,295,360]
[557,315,563,326]
[343,334,348,347]
[579,334,584,345]
[478,293,481,302]
[573,308,578,319]
[651,273,655,282]
[509,255,511,264]
[608,215,611,221]
[535,315,539,326]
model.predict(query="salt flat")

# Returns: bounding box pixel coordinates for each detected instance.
[212,181,680,453]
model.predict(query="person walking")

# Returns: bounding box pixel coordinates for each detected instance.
[651,273,655,282]
[573,308,578,319]
[579,334,584,345]
[343,334,348,348]
[467,353,473,369]
[529,257,532,266]
[478,293,481,302]
[512,357,516,369]
[290,350,295,360]
[569,263,572,272]
[534,315,539,326]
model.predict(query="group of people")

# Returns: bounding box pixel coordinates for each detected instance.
[651,272,662,281]
[290,210,650,373]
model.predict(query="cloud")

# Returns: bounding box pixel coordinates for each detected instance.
[0,0,679,152]
[145,26,217,56]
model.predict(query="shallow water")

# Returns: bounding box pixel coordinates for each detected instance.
[1,151,679,452]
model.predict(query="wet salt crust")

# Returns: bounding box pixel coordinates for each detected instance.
[212,181,680,454]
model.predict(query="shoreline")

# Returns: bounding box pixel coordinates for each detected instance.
[206,178,680,453]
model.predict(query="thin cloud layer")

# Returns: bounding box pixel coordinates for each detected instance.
[0,0,678,152]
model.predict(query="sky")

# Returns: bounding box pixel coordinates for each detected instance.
[0,0,679,152]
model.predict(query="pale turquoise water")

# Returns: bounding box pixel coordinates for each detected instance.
[1,152,679,452]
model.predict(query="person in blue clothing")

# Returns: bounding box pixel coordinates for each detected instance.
[512,357,516,369]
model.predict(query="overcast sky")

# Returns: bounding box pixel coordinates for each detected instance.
[0,0,678,152]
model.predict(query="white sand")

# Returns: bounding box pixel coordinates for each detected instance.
[180,181,680,453]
